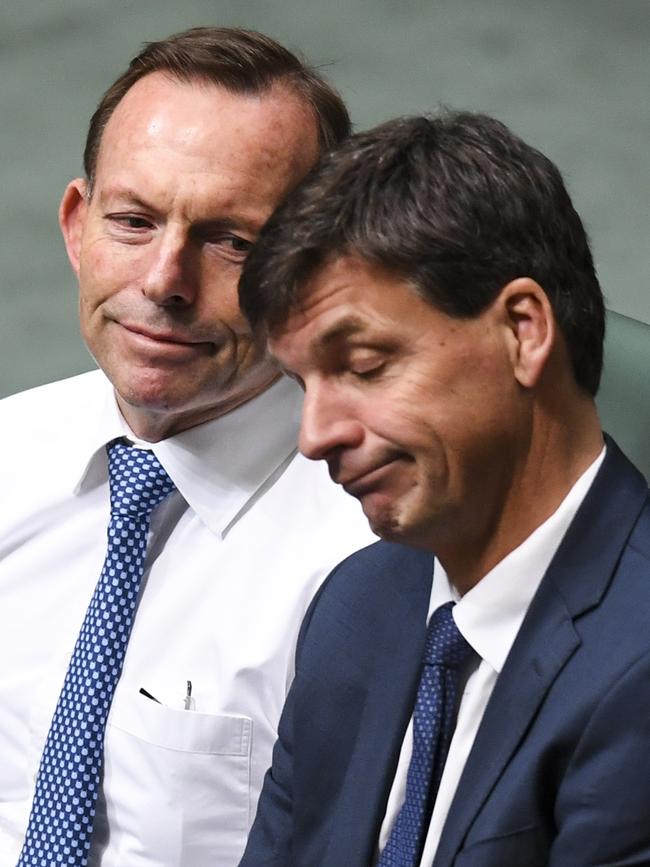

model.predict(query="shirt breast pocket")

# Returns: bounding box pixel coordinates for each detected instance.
[98,692,253,866]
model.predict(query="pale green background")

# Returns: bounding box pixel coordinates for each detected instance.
[1,0,648,398]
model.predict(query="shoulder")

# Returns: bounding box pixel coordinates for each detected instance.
[320,538,435,611]
[628,475,650,550]
[0,369,105,424]
[587,438,650,578]
[328,538,435,580]
[0,369,107,459]
[297,539,434,649]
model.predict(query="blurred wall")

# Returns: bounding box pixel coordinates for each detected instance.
[1,0,648,397]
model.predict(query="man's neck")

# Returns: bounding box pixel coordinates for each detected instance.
[441,407,604,596]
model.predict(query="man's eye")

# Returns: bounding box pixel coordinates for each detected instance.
[204,233,255,262]
[348,358,386,380]
[108,214,153,230]
[222,235,253,254]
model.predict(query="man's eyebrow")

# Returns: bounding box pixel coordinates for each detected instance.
[316,316,366,348]
[98,186,152,210]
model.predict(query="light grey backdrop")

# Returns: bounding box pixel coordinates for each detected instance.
[1,0,648,398]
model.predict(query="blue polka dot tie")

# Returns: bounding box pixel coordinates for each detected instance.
[17,441,175,867]
[378,602,473,867]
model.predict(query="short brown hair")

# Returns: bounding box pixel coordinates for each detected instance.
[239,111,605,396]
[83,26,350,188]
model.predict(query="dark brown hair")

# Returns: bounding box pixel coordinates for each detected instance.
[83,26,350,188]
[239,111,605,395]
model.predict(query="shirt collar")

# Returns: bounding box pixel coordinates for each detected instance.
[73,373,303,538]
[71,371,128,494]
[429,446,606,673]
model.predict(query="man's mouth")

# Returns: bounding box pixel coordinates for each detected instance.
[337,458,403,497]
[121,323,197,344]
[118,322,212,354]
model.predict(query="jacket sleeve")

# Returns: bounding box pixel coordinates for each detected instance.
[238,679,298,866]
[237,567,335,867]
[549,648,650,866]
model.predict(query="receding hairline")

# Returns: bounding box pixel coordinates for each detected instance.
[103,68,323,126]
[83,27,350,193]
[89,70,322,194]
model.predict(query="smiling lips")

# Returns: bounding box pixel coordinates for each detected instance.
[120,322,211,353]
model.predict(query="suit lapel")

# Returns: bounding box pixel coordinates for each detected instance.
[433,590,578,867]
[322,545,434,867]
[433,439,648,867]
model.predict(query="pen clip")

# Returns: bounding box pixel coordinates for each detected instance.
[184,680,194,711]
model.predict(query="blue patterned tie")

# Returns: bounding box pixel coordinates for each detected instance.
[378,602,473,867]
[17,441,175,867]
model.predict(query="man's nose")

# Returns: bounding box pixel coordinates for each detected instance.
[298,384,364,462]
[142,232,197,306]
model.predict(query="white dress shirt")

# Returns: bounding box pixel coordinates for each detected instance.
[0,370,375,867]
[377,448,605,866]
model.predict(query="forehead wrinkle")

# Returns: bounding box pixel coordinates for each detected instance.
[97,184,151,208]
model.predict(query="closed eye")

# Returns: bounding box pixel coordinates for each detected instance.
[345,352,387,380]
[349,362,386,380]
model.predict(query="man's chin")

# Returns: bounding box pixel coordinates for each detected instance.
[363,496,437,552]
[107,363,193,409]
[110,378,196,439]
[362,496,404,542]
[114,384,177,415]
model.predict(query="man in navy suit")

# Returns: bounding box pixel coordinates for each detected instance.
[237,112,650,866]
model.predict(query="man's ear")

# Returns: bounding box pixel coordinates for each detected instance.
[499,277,555,388]
[59,178,89,277]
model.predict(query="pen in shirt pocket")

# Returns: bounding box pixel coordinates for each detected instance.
[183,680,195,711]
[139,680,195,711]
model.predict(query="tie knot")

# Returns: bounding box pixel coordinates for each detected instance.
[107,440,176,517]
[423,602,473,669]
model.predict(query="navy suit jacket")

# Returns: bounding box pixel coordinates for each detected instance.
[240,439,650,867]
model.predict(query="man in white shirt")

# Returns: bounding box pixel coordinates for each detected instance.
[238,112,650,866]
[0,27,374,867]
